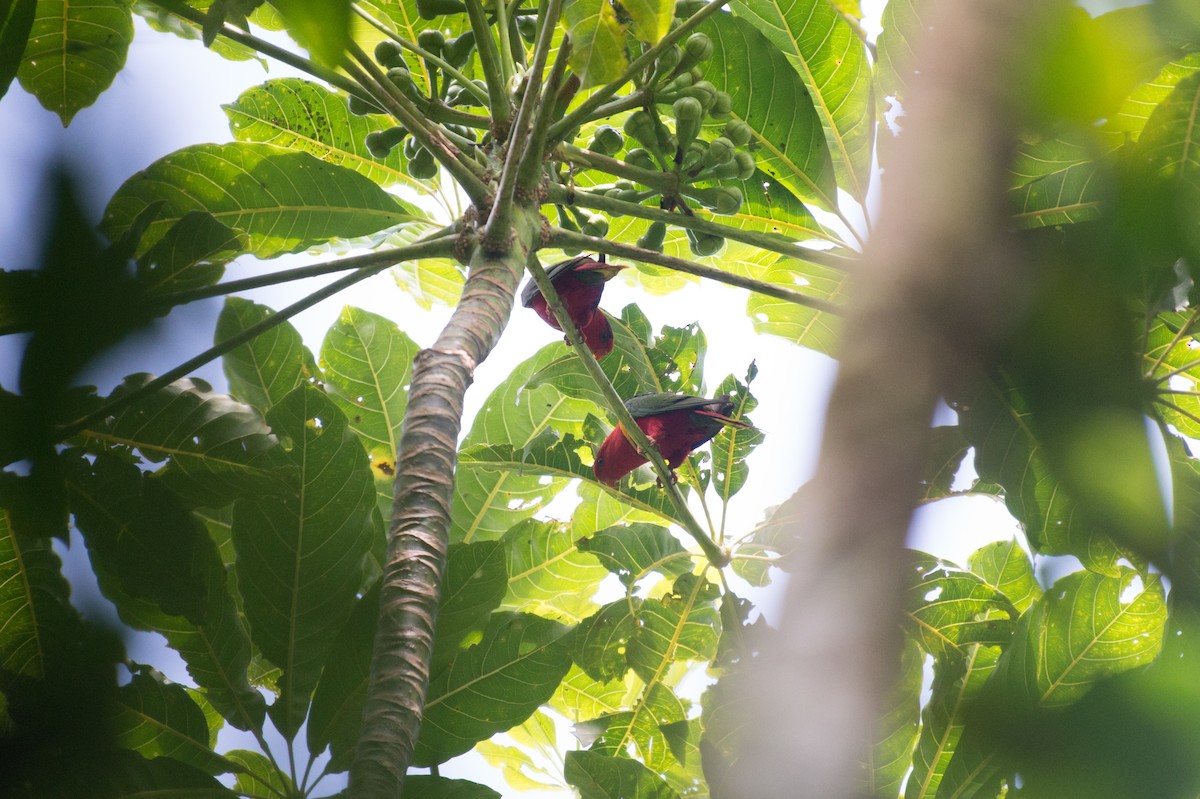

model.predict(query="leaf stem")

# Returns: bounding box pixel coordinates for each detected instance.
[515,37,572,193]
[558,143,681,194]
[546,227,844,314]
[57,257,406,441]
[148,236,457,310]
[465,0,515,129]
[546,0,731,144]
[1145,306,1200,378]
[546,182,852,262]
[524,254,729,567]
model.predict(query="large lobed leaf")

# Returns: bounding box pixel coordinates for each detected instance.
[731,0,874,200]
[101,142,423,258]
[1008,136,1110,229]
[232,383,375,738]
[500,518,608,624]
[565,749,680,799]
[218,297,320,412]
[903,552,1016,663]
[16,0,133,124]
[112,671,234,775]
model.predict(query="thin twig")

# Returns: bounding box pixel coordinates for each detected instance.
[546,227,844,314]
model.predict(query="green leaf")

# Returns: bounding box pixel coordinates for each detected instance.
[1138,70,1200,198]
[561,0,627,88]
[996,567,1166,708]
[699,12,836,208]
[84,375,292,508]
[1008,136,1109,228]
[744,257,846,354]
[15,0,132,124]
[552,665,639,722]
[571,599,640,682]
[225,749,295,798]
[477,738,564,793]
[622,0,673,43]
[101,143,421,257]
[958,376,1130,574]
[565,749,681,799]
[904,645,1001,799]
[67,453,224,626]
[266,0,350,68]
[867,637,921,798]
[627,573,720,684]
[577,523,693,587]
[132,1,265,64]
[403,775,502,799]
[433,541,509,667]
[320,305,418,512]
[1146,315,1200,438]
[500,518,609,624]
[137,212,246,298]
[232,384,375,738]
[218,296,320,412]
[450,344,595,543]
[1106,52,1200,139]
[731,0,874,199]
[307,581,380,772]
[710,367,763,501]
[874,0,921,113]
[730,484,804,585]
[101,750,238,797]
[224,78,420,189]
[903,552,1016,662]
[392,252,467,308]
[587,683,687,772]
[0,0,35,100]
[414,612,572,765]
[113,671,233,775]
[0,508,74,677]
[967,538,1042,614]
[920,426,970,501]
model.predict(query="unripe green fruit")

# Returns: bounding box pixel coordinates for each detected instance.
[407,146,438,179]
[652,45,682,83]
[557,205,580,232]
[687,228,725,256]
[374,40,405,68]
[624,109,660,152]
[710,91,732,118]
[637,220,668,252]
[663,72,694,95]
[682,140,707,171]
[387,66,423,100]
[581,214,610,238]
[417,29,446,55]
[365,126,408,158]
[723,119,753,147]
[684,33,713,63]
[516,14,537,42]
[417,0,465,17]
[625,148,657,171]
[689,66,704,82]
[403,135,421,160]
[444,31,475,68]
[734,150,755,180]
[702,136,735,167]
[348,94,383,116]
[688,185,743,215]
[588,125,624,156]
[673,96,703,149]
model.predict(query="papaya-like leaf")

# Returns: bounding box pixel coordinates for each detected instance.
[627,573,720,684]
[866,637,922,799]
[1009,136,1110,228]
[500,518,608,624]
[218,297,320,412]
[571,599,640,682]
[0,0,35,101]
[0,506,76,678]
[903,551,1016,663]
[137,212,246,298]
[565,749,680,799]
[113,671,235,775]
[561,0,627,88]
[266,0,350,68]
[587,683,686,773]
[710,365,763,501]
[414,612,572,766]
[744,257,846,355]
[577,523,693,587]
[101,143,422,257]
[16,0,132,124]
[225,749,295,798]
[232,384,375,738]
[967,538,1042,614]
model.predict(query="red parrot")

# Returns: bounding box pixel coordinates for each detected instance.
[593,393,754,486]
[522,255,626,359]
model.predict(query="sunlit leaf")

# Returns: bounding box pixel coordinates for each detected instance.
[16,0,133,124]
[588,683,686,772]
[710,366,763,501]
[623,0,673,44]
[744,257,846,355]
[967,538,1042,614]
[113,671,234,775]
[565,749,681,799]
[137,212,246,297]
[500,518,608,624]
[266,0,350,68]
[562,0,627,88]
[572,599,640,682]
[101,143,421,257]
[577,523,693,587]
[866,637,921,799]
[1106,52,1200,139]
[218,297,320,412]
[627,573,720,683]
[1008,136,1110,228]
[903,552,1016,662]
[225,749,295,798]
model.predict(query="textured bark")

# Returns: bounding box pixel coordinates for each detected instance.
[727,1,1049,796]
[348,209,542,799]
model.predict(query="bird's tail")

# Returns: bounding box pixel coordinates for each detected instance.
[698,400,757,431]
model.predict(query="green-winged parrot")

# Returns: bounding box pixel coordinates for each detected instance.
[522,255,625,359]
[593,393,754,486]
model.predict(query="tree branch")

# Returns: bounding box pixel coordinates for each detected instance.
[523,255,729,566]
[545,227,843,314]
[726,1,1041,796]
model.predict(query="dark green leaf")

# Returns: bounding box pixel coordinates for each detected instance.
[137,212,246,297]
[415,612,572,765]
[433,541,509,667]
[99,750,238,797]
[572,599,640,682]
[627,573,720,684]
[225,749,295,798]
[577,523,693,587]
[0,508,75,677]
[101,143,421,257]
[15,0,132,124]
[565,749,680,799]
[404,774,502,798]
[0,0,34,100]
[233,384,375,737]
[113,671,233,774]
[218,296,320,412]
[1009,137,1109,228]
[710,367,763,501]
[699,12,836,208]
[85,375,293,508]
[501,518,609,623]
[920,426,970,501]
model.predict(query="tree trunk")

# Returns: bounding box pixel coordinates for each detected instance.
[348,209,543,799]
[728,0,1049,795]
